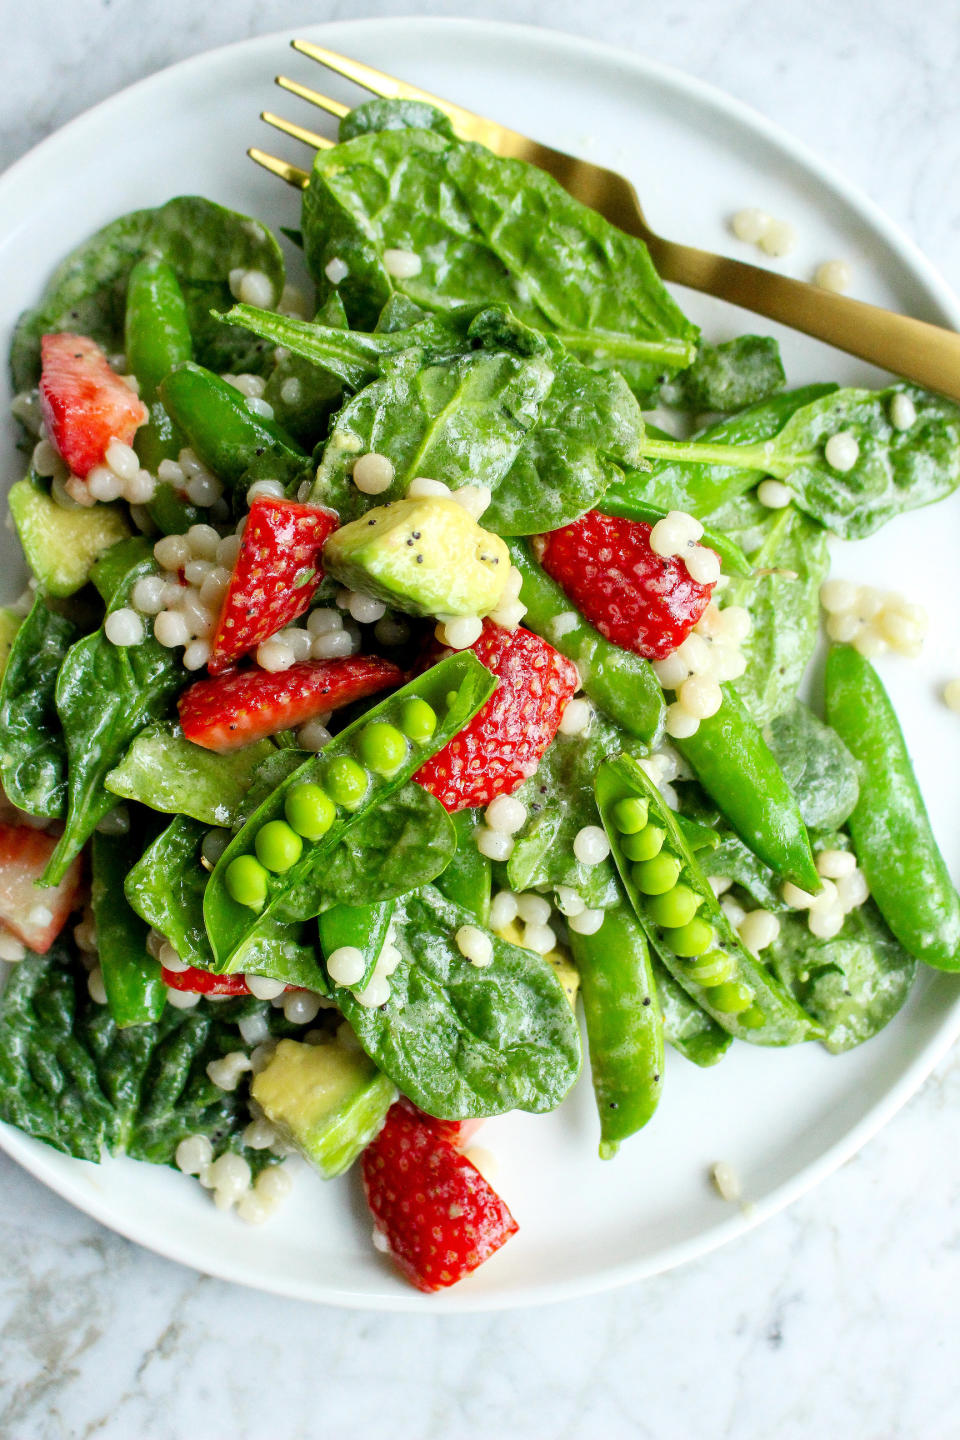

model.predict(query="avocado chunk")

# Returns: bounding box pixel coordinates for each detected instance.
[0,609,22,682]
[251,1035,396,1179]
[9,478,132,597]
[322,497,510,618]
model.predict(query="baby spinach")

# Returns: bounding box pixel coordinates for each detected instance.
[767,701,860,832]
[263,292,350,445]
[42,541,184,886]
[339,98,456,142]
[662,335,785,413]
[0,594,77,818]
[335,886,582,1118]
[11,196,285,391]
[301,120,697,399]
[105,723,277,826]
[91,830,166,1027]
[320,781,456,906]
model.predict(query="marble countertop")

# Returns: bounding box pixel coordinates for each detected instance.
[3,2,960,1436]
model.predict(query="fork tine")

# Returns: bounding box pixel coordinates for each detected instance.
[261,110,333,151]
[276,75,349,119]
[247,148,309,190]
[290,38,409,99]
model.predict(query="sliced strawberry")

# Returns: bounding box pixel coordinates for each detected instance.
[361,1102,517,1292]
[538,510,716,660]
[414,623,578,811]
[0,823,82,953]
[208,499,339,674]
[39,333,148,478]
[161,966,252,995]
[400,1098,484,1149]
[178,655,401,752]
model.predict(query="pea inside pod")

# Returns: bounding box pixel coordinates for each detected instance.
[595,753,822,1046]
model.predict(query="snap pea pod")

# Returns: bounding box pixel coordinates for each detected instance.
[596,753,822,1045]
[674,687,821,893]
[91,831,166,1027]
[124,258,195,527]
[653,960,732,1067]
[204,652,496,970]
[507,538,664,745]
[158,362,306,489]
[568,896,664,1158]
[825,645,960,970]
[318,898,395,990]
[599,492,752,577]
[434,809,491,923]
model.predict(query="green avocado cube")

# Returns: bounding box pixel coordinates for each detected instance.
[9,478,132,597]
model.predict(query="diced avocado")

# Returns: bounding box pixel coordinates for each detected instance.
[493,917,580,1008]
[0,608,22,682]
[9,478,132,597]
[251,1036,396,1179]
[322,497,510,618]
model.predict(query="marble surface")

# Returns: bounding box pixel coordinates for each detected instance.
[3,2,960,1435]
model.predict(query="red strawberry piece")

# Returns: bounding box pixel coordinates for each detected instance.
[178,655,401,752]
[39,333,148,478]
[400,1098,484,1149]
[415,622,578,811]
[361,1102,517,1292]
[538,510,716,660]
[161,966,253,996]
[0,823,82,953]
[208,499,339,674]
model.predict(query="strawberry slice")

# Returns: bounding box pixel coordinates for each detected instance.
[208,499,339,675]
[414,622,578,811]
[39,333,148,478]
[0,823,82,953]
[178,655,401,752]
[161,966,253,995]
[538,510,716,660]
[400,1098,484,1149]
[361,1102,517,1292]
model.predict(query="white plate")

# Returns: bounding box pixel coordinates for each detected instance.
[1,17,959,1313]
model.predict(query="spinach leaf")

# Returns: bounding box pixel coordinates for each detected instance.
[767,899,917,1053]
[43,541,184,885]
[301,121,697,398]
[701,831,787,912]
[335,886,581,1118]
[662,335,785,413]
[767,701,860,832]
[105,723,277,826]
[0,944,284,1166]
[654,960,732,1067]
[91,830,165,1027]
[320,781,456,906]
[339,98,456,141]
[263,291,348,445]
[723,507,829,727]
[11,196,286,390]
[0,594,77,818]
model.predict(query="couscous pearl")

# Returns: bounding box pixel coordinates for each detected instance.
[0,930,27,962]
[355,974,391,1008]
[246,397,275,421]
[502,566,524,602]
[246,974,286,1001]
[489,890,519,929]
[835,870,869,910]
[87,465,125,502]
[237,1012,271,1051]
[573,825,611,867]
[808,878,839,914]
[709,644,747,683]
[64,475,96,507]
[105,608,145,647]
[158,942,188,972]
[281,628,313,661]
[176,1135,215,1175]
[757,479,793,509]
[307,608,343,635]
[376,943,403,978]
[649,510,702,557]
[820,579,858,614]
[678,675,723,719]
[407,476,450,499]
[348,592,387,625]
[199,572,230,609]
[456,925,494,967]
[311,630,355,660]
[523,923,556,955]
[237,270,274,308]
[853,629,885,659]
[451,484,492,520]
[718,605,752,642]
[721,897,746,929]
[555,885,586,917]
[157,458,186,485]
[327,946,366,987]
[890,392,917,431]
[826,612,861,644]
[878,611,924,654]
[685,546,722,585]
[32,438,63,477]
[87,967,108,1005]
[814,259,852,293]
[676,632,712,671]
[711,1160,743,1203]
[944,679,960,714]
[186,472,223,507]
[183,639,212,671]
[283,989,323,1025]
[485,794,528,834]
[243,1119,279,1153]
[550,611,579,640]
[738,909,781,954]
[208,1151,252,1197]
[182,560,213,588]
[437,616,484,650]
[256,639,296,672]
[154,534,191,570]
[489,598,528,630]
[51,476,82,509]
[352,452,395,495]
[125,470,156,504]
[817,848,857,880]
[708,875,733,897]
[105,438,140,480]
[809,907,845,940]
[186,523,221,559]
[297,721,332,752]
[280,377,302,406]
[568,908,604,936]
[383,247,422,278]
[652,652,690,689]
[236,1194,271,1225]
[207,1052,253,1091]
[180,593,215,639]
[325,256,350,284]
[475,827,515,862]
[516,892,552,926]
[247,479,286,505]
[759,219,796,257]
[694,603,724,639]
[216,533,242,568]
[783,882,817,909]
[558,697,593,735]
[166,986,201,1009]
[731,208,771,243]
[665,702,700,739]
[256,1166,293,1203]
[825,431,860,472]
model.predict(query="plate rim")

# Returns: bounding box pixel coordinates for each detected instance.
[1,13,959,1313]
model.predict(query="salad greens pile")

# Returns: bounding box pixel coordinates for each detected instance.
[0,96,958,1286]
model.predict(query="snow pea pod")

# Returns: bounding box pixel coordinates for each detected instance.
[506,538,664,745]
[598,495,752,577]
[674,687,821,893]
[596,753,821,1045]
[91,831,166,1027]
[825,644,960,970]
[568,898,664,1157]
[434,809,491,923]
[159,362,306,489]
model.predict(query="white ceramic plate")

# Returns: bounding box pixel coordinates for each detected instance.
[1,17,959,1313]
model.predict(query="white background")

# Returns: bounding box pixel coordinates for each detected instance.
[2,2,960,1436]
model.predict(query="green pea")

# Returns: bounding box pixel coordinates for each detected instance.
[325,755,369,810]
[284,782,336,840]
[685,950,735,986]
[738,1006,767,1029]
[632,854,681,895]
[399,697,437,745]
[255,819,303,874]
[622,825,665,862]
[224,854,269,911]
[358,721,408,776]
[666,916,716,957]
[647,885,700,929]
[612,797,649,835]
[711,980,755,1015]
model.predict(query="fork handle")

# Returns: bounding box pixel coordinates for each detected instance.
[644,233,960,403]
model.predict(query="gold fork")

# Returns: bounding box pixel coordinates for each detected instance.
[252,38,960,403]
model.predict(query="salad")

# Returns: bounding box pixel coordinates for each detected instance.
[0,94,958,1294]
